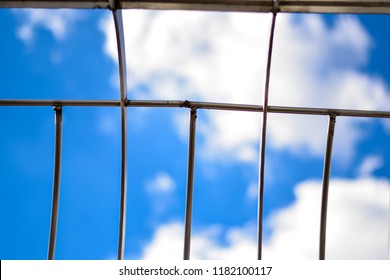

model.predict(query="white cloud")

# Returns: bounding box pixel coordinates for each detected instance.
[100,11,390,162]
[266,15,389,159]
[144,172,177,216]
[357,155,384,178]
[142,177,390,260]
[146,172,176,193]
[246,182,258,201]
[100,11,267,104]
[13,9,81,44]
[198,111,261,162]
[265,177,390,260]
[142,222,257,260]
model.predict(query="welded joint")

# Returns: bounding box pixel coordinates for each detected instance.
[183,100,198,110]
[272,0,279,14]
[53,105,62,113]
[327,114,337,140]
[108,0,120,10]
[328,114,337,135]
[183,100,191,108]
[190,107,197,116]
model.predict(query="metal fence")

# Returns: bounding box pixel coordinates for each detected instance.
[1,0,390,260]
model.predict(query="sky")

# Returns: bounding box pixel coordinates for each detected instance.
[0,7,390,260]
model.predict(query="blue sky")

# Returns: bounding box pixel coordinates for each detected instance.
[0,8,390,260]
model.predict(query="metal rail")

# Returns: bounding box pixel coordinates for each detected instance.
[257,3,277,260]
[2,0,390,14]
[2,0,389,262]
[2,99,390,118]
[112,5,129,260]
[388,192,390,260]
[183,108,198,260]
[0,99,120,107]
[319,115,336,260]
[47,106,63,260]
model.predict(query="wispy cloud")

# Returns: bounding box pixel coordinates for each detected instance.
[13,9,82,44]
[357,155,384,177]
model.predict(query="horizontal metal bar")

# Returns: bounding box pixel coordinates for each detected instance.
[1,99,390,118]
[186,101,261,111]
[0,0,110,9]
[127,100,185,108]
[0,99,120,107]
[1,0,390,14]
[281,0,390,14]
[268,105,390,118]
[121,0,273,13]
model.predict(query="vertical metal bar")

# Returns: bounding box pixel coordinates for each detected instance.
[112,7,128,260]
[388,189,390,260]
[257,6,278,260]
[48,105,63,260]
[183,108,197,260]
[319,115,336,260]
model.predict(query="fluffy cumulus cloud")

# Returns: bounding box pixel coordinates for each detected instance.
[13,9,81,44]
[265,177,389,259]
[100,11,390,162]
[142,222,258,260]
[141,177,390,260]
